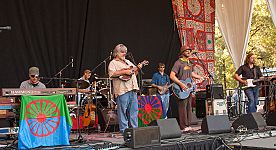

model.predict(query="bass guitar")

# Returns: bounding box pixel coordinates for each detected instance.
[119,60,149,81]
[172,78,197,99]
[158,83,174,95]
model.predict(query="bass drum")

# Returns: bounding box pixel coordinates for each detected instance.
[96,80,110,98]
[69,107,84,130]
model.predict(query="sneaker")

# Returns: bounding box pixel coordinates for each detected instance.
[181,127,191,132]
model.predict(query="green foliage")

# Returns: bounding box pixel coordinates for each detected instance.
[214,0,276,89]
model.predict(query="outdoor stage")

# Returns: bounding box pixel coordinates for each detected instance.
[1,119,276,150]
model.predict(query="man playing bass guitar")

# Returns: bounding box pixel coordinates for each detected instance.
[108,44,144,133]
[151,63,171,119]
[170,46,205,132]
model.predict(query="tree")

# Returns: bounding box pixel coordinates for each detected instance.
[214,0,276,89]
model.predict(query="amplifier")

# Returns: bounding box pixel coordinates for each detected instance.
[124,126,160,148]
[212,99,227,115]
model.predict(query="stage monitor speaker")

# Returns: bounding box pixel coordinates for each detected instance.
[232,112,267,131]
[98,109,118,131]
[201,115,231,134]
[149,118,181,139]
[124,126,161,149]
[266,112,276,126]
[206,84,224,99]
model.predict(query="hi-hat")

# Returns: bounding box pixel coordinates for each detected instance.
[71,80,90,89]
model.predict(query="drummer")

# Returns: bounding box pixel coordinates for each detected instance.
[77,69,93,106]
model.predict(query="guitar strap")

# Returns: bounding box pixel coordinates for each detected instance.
[253,67,257,79]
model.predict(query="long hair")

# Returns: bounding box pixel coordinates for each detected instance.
[244,53,254,64]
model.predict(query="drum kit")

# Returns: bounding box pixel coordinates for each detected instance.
[68,75,115,128]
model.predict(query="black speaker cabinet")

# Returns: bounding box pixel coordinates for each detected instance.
[232,112,267,131]
[206,84,224,99]
[196,98,207,118]
[201,115,231,134]
[149,118,181,139]
[266,112,276,126]
[124,126,161,149]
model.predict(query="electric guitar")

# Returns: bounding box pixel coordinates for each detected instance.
[239,77,272,89]
[119,60,149,81]
[172,78,197,99]
[158,83,174,95]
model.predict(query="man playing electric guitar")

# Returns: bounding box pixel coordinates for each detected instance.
[234,53,263,113]
[108,44,144,133]
[151,63,171,119]
[170,46,205,132]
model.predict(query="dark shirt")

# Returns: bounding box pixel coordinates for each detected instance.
[236,64,263,79]
[171,59,193,80]
[151,72,170,94]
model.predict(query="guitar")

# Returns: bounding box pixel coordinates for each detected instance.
[172,78,197,99]
[240,77,271,89]
[82,102,96,127]
[119,60,149,81]
[158,83,174,95]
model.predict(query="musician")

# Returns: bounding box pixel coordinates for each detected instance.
[234,53,263,113]
[77,69,93,106]
[108,44,143,133]
[20,67,46,88]
[170,46,204,132]
[151,63,171,119]
[78,69,93,92]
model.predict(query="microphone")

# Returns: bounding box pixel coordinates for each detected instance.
[257,57,263,59]
[0,26,11,30]
[191,51,198,55]
[110,51,113,60]
[71,56,74,67]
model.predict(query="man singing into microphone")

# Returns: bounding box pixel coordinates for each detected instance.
[20,67,46,88]
[108,44,143,133]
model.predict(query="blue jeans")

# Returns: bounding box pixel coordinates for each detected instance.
[159,93,170,119]
[116,91,138,133]
[244,86,259,113]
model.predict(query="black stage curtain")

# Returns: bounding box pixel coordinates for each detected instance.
[0,0,181,88]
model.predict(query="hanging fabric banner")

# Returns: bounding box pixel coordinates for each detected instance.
[172,0,215,89]
[18,94,72,149]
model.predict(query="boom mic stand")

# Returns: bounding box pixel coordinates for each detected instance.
[46,57,73,87]
[91,54,111,74]
[193,52,216,114]
[193,52,214,83]
[127,52,144,93]
[74,79,85,143]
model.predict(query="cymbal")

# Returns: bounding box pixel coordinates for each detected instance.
[71,80,90,89]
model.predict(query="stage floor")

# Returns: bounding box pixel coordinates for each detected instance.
[1,119,276,149]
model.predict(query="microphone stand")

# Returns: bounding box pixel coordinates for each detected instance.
[193,52,215,111]
[128,52,144,93]
[193,53,214,83]
[91,55,111,74]
[46,59,73,87]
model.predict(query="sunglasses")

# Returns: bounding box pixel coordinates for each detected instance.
[30,75,39,78]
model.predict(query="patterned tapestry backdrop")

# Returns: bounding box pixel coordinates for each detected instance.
[171,0,215,90]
